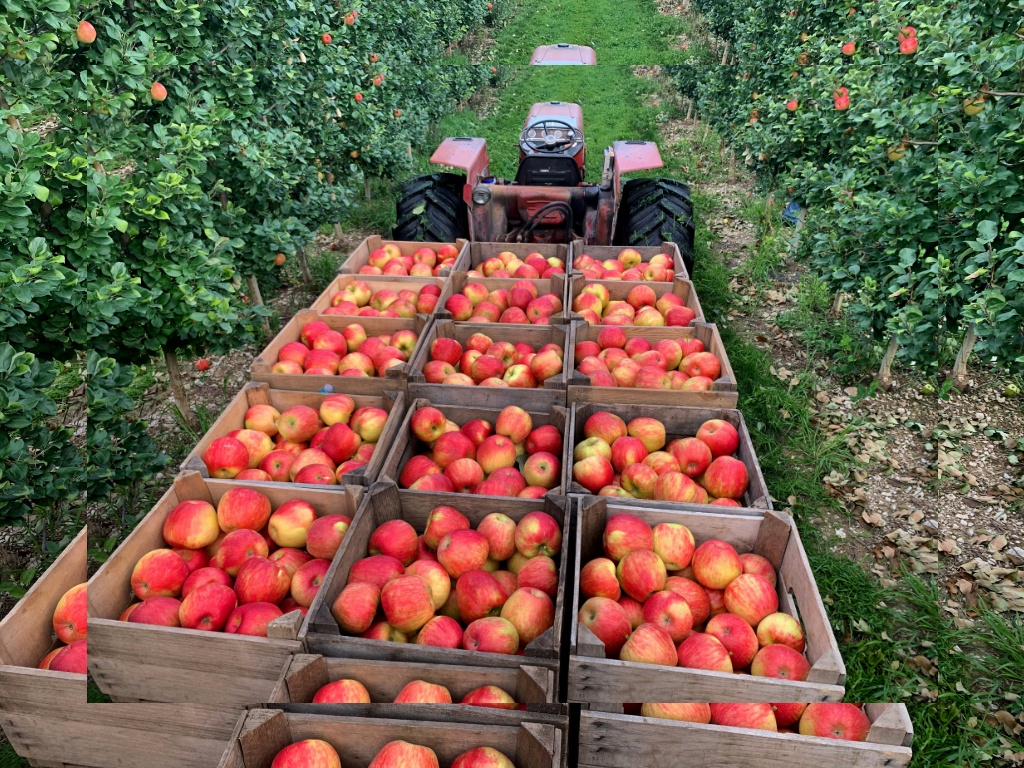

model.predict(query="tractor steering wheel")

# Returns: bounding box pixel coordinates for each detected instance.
[519,119,580,154]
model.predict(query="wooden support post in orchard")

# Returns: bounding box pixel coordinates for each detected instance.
[364,176,372,202]
[163,348,197,430]
[721,43,730,66]
[334,223,344,243]
[948,324,977,392]
[246,275,272,335]
[729,150,736,181]
[876,335,900,391]
[685,102,693,122]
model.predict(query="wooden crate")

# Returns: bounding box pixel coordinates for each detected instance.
[380,398,571,498]
[180,383,406,487]
[566,402,771,514]
[406,320,569,409]
[303,483,570,668]
[568,498,845,703]
[339,235,469,277]
[578,705,913,768]
[0,529,238,768]
[567,321,738,408]
[434,271,578,324]
[267,653,558,711]
[251,309,431,394]
[567,277,704,325]
[88,472,362,706]
[309,274,449,317]
[457,242,570,272]
[570,240,689,281]
[217,709,563,768]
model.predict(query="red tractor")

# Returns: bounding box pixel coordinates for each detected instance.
[393,98,696,273]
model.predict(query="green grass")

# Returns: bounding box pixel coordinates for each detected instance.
[488,0,690,64]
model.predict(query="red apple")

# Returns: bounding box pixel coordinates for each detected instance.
[163,500,220,550]
[349,555,405,589]
[710,703,777,731]
[234,556,291,605]
[394,680,453,703]
[739,553,778,588]
[703,456,749,500]
[580,557,620,600]
[573,455,615,493]
[514,511,562,557]
[126,597,182,627]
[640,703,712,723]
[368,519,419,565]
[216,487,272,533]
[620,623,677,666]
[48,639,88,674]
[461,616,519,654]
[423,505,470,549]
[415,615,464,648]
[462,686,516,709]
[664,576,711,625]
[578,597,631,656]
[799,703,871,741]
[312,679,372,704]
[178,582,237,631]
[616,549,667,601]
[331,581,381,634]
[677,632,733,672]
[52,583,88,644]
[668,437,713,478]
[695,419,740,458]
[202,436,249,478]
[756,612,806,652]
[456,569,507,622]
[477,513,517,561]
[772,702,808,728]
[131,549,190,600]
[500,587,554,645]
[706,612,759,668]
[652,522,695,571]
[691,540,743,589]
[642,590,694,642]
[271,740,342,768]
[305,514,352,559]
[750,644,811,681]
[291,558,331,607]
[437,529,489,578]
[724,573,779,626]
[515,555,557,597]
[267,500,316,549]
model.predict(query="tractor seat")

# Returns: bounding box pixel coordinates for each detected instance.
[515,155,583,187]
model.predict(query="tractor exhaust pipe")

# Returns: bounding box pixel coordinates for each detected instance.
[600,147,614,190]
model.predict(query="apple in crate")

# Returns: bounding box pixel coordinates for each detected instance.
[270,739,342,768]
[577,334,722,390]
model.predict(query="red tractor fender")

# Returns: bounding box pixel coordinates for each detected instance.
[430,138,490,205]
[612,140,663,198]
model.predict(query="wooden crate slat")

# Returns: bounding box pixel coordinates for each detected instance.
[578,710,912,768]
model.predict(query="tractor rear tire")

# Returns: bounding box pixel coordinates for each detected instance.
[615,178,696,275]
[393,173,469,243]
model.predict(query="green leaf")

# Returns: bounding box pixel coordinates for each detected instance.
[32,184,50,202]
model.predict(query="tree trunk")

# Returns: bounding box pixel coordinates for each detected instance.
[875,335,899,390]
[948,324,977,392]
[246,274,272,334]
[164,348,197,430]
[830,291,844,317]
[297,246,314,284]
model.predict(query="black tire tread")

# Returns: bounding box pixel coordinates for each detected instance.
[393,172,468,242]
[615,177,696,274]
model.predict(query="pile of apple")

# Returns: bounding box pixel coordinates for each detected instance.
[271,739,517,768]
[575,327,722,391]
[271,319,419,378]
[201,394,388,485]
[119,489,352,635]
[572,283,696,327]
[578,513,810,681]
[36,583,88,673]
[423,333,563,388]
[325,280,441,317]
[574,248,676,282]
[571,412,748,505]
[355,243,460,277]
[444,279,564,324]
[636,701,875,742]
[465,250,565,279]
[330,505,561,654]
[310,678,521,708]
[398,405,564,495]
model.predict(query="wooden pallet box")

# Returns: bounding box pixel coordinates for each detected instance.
[0,529,238,768]
[303,483,570,671]
[568,498,845,703]
[180,383,406,487]
[434,271,578,325]
[578,705,913,768]
[251,309,431,394]
[566,402,771,515]
[566,276,705,325]
[567,321,738,408]
[88,473,362,706]
[217,709,563,768]
[569,240,689,281]
[267,653,559,712]
[308,274,450,317]
[339,236,469,277]
[380,398,571,499]
[406,319,570,409]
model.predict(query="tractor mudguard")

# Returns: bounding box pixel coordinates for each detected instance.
[612,140,664,198]
[431,138,490,204]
